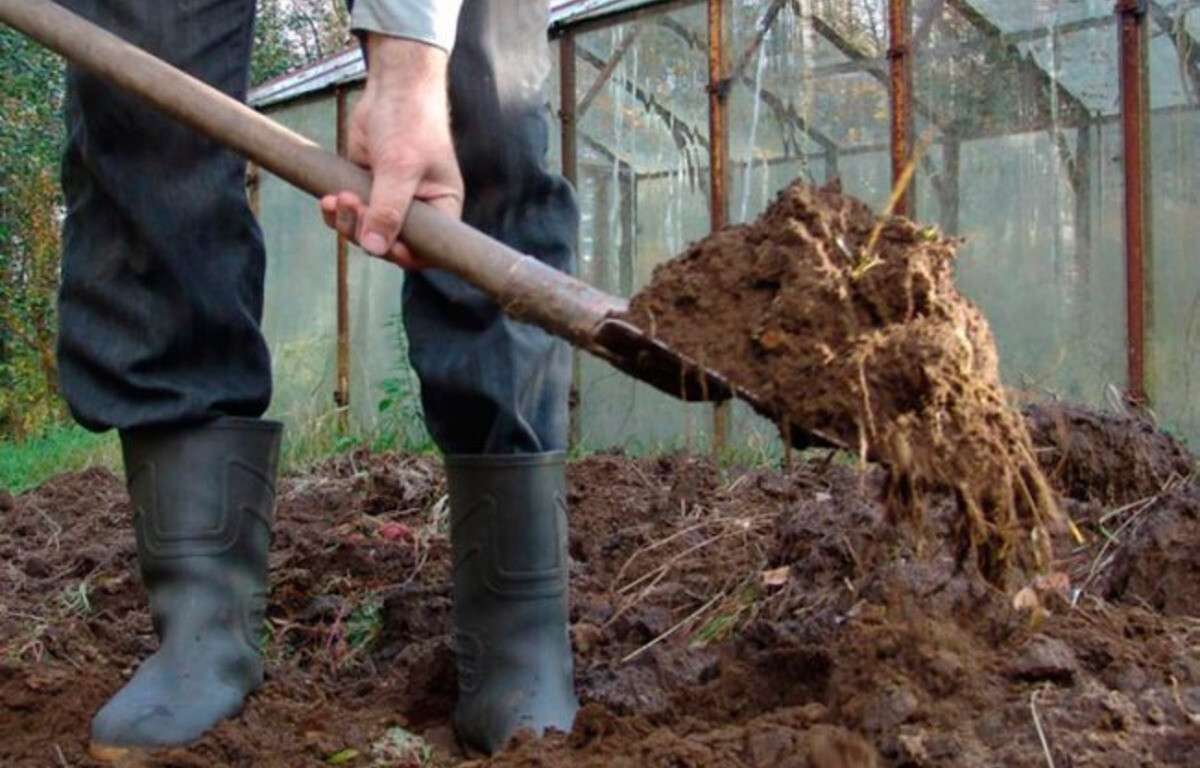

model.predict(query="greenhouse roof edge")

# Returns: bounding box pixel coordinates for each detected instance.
[249,0,654,108]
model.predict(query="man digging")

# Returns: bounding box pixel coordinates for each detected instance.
[56,0,578,759]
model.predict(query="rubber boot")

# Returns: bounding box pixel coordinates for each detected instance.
[89,418,282,762]
[446,452,579,754]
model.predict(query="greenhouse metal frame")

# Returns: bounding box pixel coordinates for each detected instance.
[248,0,1200,451]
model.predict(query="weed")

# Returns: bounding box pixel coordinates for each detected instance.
[370,726,434,767]
[345,599,383,654]
[689,583,762,648]
[57,580,92,617]
[373,315,434,455]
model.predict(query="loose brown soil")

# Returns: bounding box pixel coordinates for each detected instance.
[2,405,1197,767]
[624,181,1058,578]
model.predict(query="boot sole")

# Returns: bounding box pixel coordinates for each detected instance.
[88,743,155,766]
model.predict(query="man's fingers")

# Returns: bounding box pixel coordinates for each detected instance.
[387,242,423,270]
[320,195,338,231]
[359,165,419,257]
[335,192,362,240]
[320,193,366,243]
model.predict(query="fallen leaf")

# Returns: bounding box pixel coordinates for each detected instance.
[762,566,791,588]
[1012,586,1040,612]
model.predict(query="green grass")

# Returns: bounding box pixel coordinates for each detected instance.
[0,423,120,494]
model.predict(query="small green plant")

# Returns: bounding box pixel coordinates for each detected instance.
[345,599,383,654]
[374,315,434,454]
[370,726,434,767]
[689,583,761,648]
[57,580,93,616]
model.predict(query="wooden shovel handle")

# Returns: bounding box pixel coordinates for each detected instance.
[0,0,625,346]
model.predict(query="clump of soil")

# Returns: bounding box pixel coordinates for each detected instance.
[1024,402,1195,507]
[624,180,1059,578]
[1,411,1196,767]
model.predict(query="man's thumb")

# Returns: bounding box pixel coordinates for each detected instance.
[359,169,418,257]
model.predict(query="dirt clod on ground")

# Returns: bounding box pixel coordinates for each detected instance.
[625,181,1059,578]
[1,405,1197,767]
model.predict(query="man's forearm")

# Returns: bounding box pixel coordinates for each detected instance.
[351,0,466,52]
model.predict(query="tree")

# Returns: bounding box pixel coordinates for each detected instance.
[0,27,66,437]
[251,0,352,86]
[1,4,351,439]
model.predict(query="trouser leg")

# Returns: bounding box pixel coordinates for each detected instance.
[57,0,270,432]
[403,0,578,455]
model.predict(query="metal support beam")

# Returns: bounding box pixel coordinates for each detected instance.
[727,0,789,85]
[576,43,710,155]
[560,33,583,452]
[1148,0,1200,103]
[888,0,915,216]
[1117,0,1151,405]
[334,86,350,425]
[806,4,952,136]
[560,34,579,188]
[578,26,642,118]
[945,0,1092,124]
[550,0,696,39]
[620,171,637,297]
[657,14,841,157]
[707,0,731,454]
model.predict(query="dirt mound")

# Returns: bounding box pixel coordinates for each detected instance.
[1024,402,1195,506]
[1,422,1198,767]
[624,181,1058,578]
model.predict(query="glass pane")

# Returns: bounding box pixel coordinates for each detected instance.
[964,0,1112,33]
[570,2,719,452]
[913,0,1126,407]
[1149,2,1200,448]
[260,97,339,435]
[728,0,892,211]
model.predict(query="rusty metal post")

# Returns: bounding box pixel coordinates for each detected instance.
[888,0,915,217]
[334,86,351,426]
[707,0,732,455]
[560,33,583,451]
[1117,0,1151,405]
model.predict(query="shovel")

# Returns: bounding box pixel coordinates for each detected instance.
[0,0,837,451]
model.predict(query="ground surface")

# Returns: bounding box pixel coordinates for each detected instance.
[1,404,1198,767]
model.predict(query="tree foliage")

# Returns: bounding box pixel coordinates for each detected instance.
[252,0,352,86]
[0,27,66,437]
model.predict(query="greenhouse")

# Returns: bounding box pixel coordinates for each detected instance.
[248,0,1200,452]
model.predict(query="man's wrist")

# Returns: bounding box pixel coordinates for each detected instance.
[366,34,449,94]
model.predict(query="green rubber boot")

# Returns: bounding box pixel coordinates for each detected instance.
[89,418,282,762]
[446,452,579,754]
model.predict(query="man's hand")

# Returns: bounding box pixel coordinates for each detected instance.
[320,35,463,269]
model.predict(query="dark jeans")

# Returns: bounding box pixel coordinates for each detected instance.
[57,0,576,455]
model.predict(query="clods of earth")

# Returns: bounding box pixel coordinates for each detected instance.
[2,404,1198,766]
[626,181,1059,577]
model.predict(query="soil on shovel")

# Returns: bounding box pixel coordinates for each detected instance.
[624,181,1058,578]
[1,404,1197,767]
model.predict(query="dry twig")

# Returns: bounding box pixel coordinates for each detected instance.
[1030,687,1056,768]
